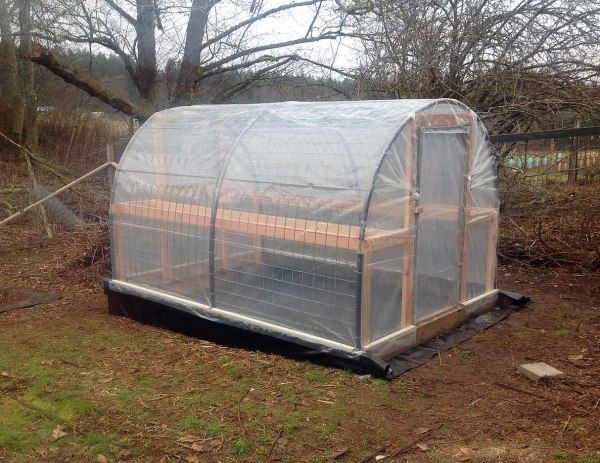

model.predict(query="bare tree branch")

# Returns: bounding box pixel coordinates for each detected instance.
[29,44,150,120]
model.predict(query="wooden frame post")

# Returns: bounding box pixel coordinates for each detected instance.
[401,119,417,328]
[154,114,172,283]
[485,212,498,291]
[460,113,477,301]
[360,249,372,347]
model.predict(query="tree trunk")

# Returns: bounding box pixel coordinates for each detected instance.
[136,0,158,109]
[18,0,52,237]
[30,45,151,121]
[0,0,24,142]
[19,0,37,151]
[176,0,212,102]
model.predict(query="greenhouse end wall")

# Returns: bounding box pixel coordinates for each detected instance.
[109,99,499,360]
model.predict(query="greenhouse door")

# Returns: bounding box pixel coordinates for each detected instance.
[413,128,468,322]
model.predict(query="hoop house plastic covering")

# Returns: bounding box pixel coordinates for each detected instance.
[109,99,498,355]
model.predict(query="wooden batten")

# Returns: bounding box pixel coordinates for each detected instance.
[416,112,471,126]
[363,229,412,253]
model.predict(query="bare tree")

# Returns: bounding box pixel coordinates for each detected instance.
[0,0,24,141]
[23,0,354,119]
[354,0,600,136]
[19,0,38,150]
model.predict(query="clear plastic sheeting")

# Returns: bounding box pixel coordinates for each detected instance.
[110,99,499,353]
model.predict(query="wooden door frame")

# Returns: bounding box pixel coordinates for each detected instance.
[411,124,471,324]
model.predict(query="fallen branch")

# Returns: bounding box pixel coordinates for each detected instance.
[29,44,151,122]
[493,381,551,400]
[266,427,285,460]
[0,162,112,227]
[380,424,444,461]
[357,444,389,463]
[0,130,76,182]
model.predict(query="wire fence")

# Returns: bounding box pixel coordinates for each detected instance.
[498,135,600,183]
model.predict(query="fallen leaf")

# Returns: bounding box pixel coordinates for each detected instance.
[41,360,54,365]
[185,457,200,463]
[331,446,349,459]
[190,442,205,452]
[52,426,67,440]
[97,455,108,463]
[459,447,469,454]
[375,456,386,461]
[1,372,9,377]
[416,443,429,451]
[178,435,202,443]
[415,427,430,435]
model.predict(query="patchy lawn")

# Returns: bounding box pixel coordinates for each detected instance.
[0,223,598,463]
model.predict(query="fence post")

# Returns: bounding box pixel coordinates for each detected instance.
[106,144,115,187]
[568,118,581,182]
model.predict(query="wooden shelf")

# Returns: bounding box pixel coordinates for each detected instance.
[112,199,386,253]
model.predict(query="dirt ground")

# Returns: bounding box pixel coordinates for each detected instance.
[0,219,598,463]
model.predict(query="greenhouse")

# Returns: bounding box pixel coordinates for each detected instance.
[106,99,500,365]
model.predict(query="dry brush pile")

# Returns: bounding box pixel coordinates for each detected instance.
[499,178,600,272]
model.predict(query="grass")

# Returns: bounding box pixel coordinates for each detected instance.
[459,349,475,361]
[283,419,301,432]
[554,451,600,463]
[233,438,253,456]
[110,387,149,404]
[307,370,327,382]
[180,416,228,437]
[228,364,245,378]
[318,423,337,438]
[428,453,450,463]
[216,355,232,365]
[81,433,115,456]
[0,425,36,452]
[239,401,270,417]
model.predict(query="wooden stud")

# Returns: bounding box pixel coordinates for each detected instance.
[106,144,115,187]
[153,113,172,283]
[401,119,417,328]
[112,221,126,278]
[220,230,231,269]
[485,212,498,291]
[460,112,477,301]
[253,198,262,264]
[360,248,372,347]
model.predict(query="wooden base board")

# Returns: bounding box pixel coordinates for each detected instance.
[363,290,499,359]
[362,325,417,359]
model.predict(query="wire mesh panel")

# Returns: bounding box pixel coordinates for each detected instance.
[213,103,423,346]
[111,106,260,306]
